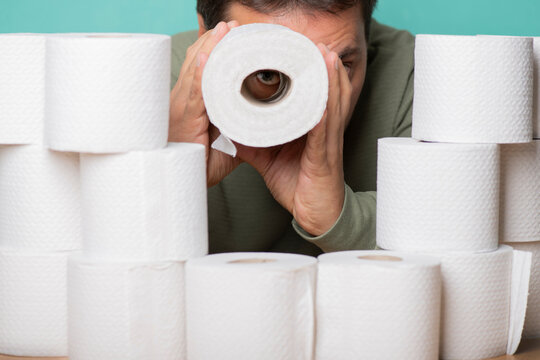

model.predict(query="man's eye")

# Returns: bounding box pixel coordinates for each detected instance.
[343,62,352,74]
[256,71,281,86]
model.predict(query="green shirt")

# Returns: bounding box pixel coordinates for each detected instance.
[171,20,414,256]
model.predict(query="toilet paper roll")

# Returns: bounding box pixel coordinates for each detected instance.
[186,252,317,360]
[0,34,45,144]
[376,137,499,252]
[68,257,185,360]
[504,242,540,339]
[202,23,328,153]
[316,251,441,360]
[80,142,207,261]
[0,145,81,251]
[413,35,533,143]
[0,249,69,357]
[436,245,514,359]
[500,141,540,242]
[45,34,170,153]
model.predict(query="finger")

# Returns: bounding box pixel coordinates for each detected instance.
[337,57,352,120]
[327,55,351,161]
[184,21,229,80]
[227,20,240,29]
[235,143,275,176]
[170,22,230,141]
[177,52,211,145]
[302,45,338,169]
[304,110,328,170]
[178,21,229,86]
[318,50,340,157]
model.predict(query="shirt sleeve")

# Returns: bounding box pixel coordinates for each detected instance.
[292,184,376,252]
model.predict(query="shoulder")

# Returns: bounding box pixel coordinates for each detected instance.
[170,30,199,88]
[360,19,415,129]
[366,19,415,77]
[368,19,415,53]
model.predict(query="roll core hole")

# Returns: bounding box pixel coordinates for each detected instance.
[241,70,291,104]
[228,258,277,264]
[358,255,403,262]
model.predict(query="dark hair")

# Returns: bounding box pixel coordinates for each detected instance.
[197,0,378,37]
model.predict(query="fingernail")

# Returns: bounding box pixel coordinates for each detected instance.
[212,22,224,35]
[196,53,201,67]
[227,20,236,28]
[334,56,339,70]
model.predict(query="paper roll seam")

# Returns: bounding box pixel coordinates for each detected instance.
[503,242,540,339]
[68,256,186,359]
[428,245,530,360]
[185,252,317,360]
[80,143,208,261]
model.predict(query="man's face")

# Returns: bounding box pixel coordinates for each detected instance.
[224,3,368,124]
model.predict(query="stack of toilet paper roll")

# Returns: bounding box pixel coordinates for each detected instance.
[0,32,211,359]
[0,34,81,357]
[500,39,540,339]
[42,34,210,360]
[376,34,537,359]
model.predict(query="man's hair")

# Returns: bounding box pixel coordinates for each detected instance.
[196,0,378,37]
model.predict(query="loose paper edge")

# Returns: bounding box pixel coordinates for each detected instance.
[507,250,532,354]
[211,134,237,157]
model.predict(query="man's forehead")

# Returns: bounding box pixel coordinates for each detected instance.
[225,2,365,51]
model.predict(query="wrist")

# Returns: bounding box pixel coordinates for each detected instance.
[293,186,345,236]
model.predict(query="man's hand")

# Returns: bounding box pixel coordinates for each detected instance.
[237,45,352,236]
[169,21,241,187]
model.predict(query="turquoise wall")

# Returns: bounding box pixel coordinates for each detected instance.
[1,0,539,36]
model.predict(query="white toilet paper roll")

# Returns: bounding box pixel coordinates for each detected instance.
[45,34,170,153]
[500,141,540,242]
[0,34,45,145]
[504,242,540,339]
[0,249,69,357]
[68,257,185,360]
[376,138,499,252]
[534,38,540,139]
[436,246,514,359]
[186,252,317,360]
[0,34,46,144]
[202,23,328,151]
[316,251,441,360]
[80,142,207,261]
[0,145,81,251]
[413,35,533,143]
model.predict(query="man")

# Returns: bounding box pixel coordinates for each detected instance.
[169,0,413,256]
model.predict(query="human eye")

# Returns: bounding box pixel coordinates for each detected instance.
[256,70,281,86]
[342,62,352,74]
[243,70,283,101]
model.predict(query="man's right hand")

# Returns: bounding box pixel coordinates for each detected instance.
[169,21,241,188]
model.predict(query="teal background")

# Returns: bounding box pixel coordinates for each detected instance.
[1,0,539,36]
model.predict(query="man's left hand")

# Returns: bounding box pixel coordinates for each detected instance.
[236,44,352,236]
